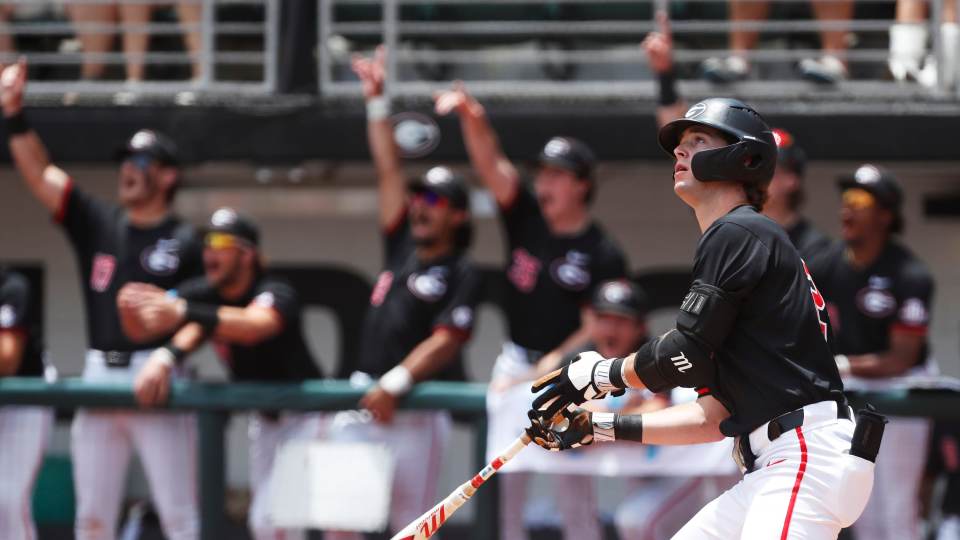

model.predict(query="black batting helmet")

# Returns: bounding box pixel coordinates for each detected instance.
[658,98,777,186]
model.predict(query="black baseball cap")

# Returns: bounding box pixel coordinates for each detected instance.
[205,207,260,247]
[772,128,806,176]
[116,129,180,166]
[591,280,649,320]
[407,166,470,210]
[538,136,596,180]
[837,164,904,232]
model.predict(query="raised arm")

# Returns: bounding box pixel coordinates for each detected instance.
[352,46,406,229]
[642,12,687,129]
[435,82,519,207]
[1,58,71,214]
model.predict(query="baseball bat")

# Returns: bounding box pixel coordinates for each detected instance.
[390,432,532,540]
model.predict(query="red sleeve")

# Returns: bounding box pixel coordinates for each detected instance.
[52,177,74,224]
[432,325,471,342]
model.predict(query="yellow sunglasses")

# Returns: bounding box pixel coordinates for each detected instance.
[841,188,877,210]
[205,232,249,250]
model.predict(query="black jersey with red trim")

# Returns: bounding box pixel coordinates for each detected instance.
[810,240,934,363]
[176,274,322,381]
[356,215,481,381]
[55,181,204,352]
[500,187,628,353]
[690,206,844,437]
[0,271,44,377]
[786,218,832,263]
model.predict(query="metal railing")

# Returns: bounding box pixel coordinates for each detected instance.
[2,377,960,540]
[0,0,279,96]
[318,0,960,101]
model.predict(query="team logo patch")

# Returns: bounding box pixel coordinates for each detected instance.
[899,298,928,326]
[252,292,276,309]
[140,239,182,276]
[856,287,897,318]
[211,207,238,226]
[507,248,541,293]
[407,269,448,302]
[90,253,117,293]
[0,304,15,328]
[543,137,571,158]
[854,164,882,184]
[549,251,591,291]
[451,306,474,329]
[370,271,394,307]
[685,102,707,119]
[392,112,441,159]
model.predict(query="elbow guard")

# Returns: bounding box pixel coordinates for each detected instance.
[632,283,738,393]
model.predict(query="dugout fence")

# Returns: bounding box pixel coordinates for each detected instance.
[0,378,956,539]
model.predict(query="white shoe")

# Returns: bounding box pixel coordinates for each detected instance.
[798,55,848,84]
[888,22,928,82]
[701,56,750,83]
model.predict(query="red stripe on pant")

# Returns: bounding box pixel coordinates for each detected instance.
[780,426,808,540]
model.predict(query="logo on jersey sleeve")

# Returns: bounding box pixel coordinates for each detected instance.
[451,306,474,329]
[407,267,448,302]
[90,253,117,293]
[899,298,928,326]
[370,271,394,307]
[802,260,829,341]
[507,248,541,293]
[140,239,182,276]
[549,250,591,291]
[0,305,16,328]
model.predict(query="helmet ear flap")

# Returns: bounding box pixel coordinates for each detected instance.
[690,140,776,185]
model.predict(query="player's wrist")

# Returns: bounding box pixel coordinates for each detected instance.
[593,357,626,393]
[613,414,643,443]
[378,364,414,397]
[3,109,29,136]
[366,95,391,121]
[657,69,679,106]
[153,346,177,369]
[184,301,220,334]
[591,412,617,442]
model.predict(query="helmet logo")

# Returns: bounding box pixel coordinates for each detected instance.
[543,137,570,157]
[685,102,707,119]
[854,165,881,184]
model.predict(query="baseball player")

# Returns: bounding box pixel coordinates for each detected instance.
[645,13,832,262]
[117,208,324,540]
[2,59,203,540]
[924,422,960,539]
[809,165,934,540]
[325,48,482,539]
[435,76,627,540]
[526,98,880,539]
[0,268,53,540]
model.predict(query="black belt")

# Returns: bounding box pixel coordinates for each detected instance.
[103,350,133,368]
[739,401,851,472]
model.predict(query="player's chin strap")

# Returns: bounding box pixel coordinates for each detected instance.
[691,139,776,185]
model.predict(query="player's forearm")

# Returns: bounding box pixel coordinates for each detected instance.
[846,352,916,378]
[170,322,206,353]
[458,106,519,203]
[636,398,727,445]
[8,131,66,214]
[537,321,593,374]
[367,114,407,226]
[0,333,25,376]
[209,305,281,346]
[376,330,463,397]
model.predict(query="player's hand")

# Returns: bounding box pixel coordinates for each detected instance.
[530,351,624,422]
[117,283,185,341]
[641,11,674,74]
[134,354,173,408]
[351,44,386,99]
[0,57,28,116]
[434,81,483,118]
[360,385,399,424]
[526,407,597,451]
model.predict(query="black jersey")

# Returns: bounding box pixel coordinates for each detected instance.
[810,241,933,363]
[500,188,628,353]
[55,181,204,352]
[177,275,322,381]
[0,271,44,377]
[693,206,844,436]
[786,218,832,263]
[356,215,481,380]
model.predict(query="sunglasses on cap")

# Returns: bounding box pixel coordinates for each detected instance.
[205,232,252,250]
[842,188,878,210]
[411,190,450,208]
[124,153,156,172]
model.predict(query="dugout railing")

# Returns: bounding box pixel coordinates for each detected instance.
[0,377,957,540]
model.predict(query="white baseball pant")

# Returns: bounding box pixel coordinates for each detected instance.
[73,349,198,540]
[323,410,451,539]
[0,406,53,540]
[673,401,874,540]
[247,411,325,540]
[851,415,930,540]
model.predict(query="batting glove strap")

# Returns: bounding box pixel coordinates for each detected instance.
[592,412,617,442]
[592,358,625,394]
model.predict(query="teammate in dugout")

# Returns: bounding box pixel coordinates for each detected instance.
[809,165,935,540]
[0,269,54,540]
[434,65,627,540]
[116,207,323,540]
[526,98,884,539]
[325,48,482,539]
[644,11,832,262]
[1,58,203,540]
